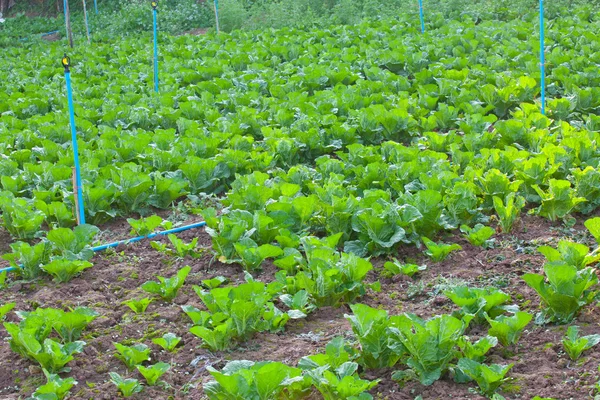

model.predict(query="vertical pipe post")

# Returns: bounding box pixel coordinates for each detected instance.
[63,0,74,47]
[83,0,91,44]
[94,0,97,14]
[152,1,159,93]
[418,0,425,33]
[214,0,220,33]
[62,54,86,225]
[539,0,546,115]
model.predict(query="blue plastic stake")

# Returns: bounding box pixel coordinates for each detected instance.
[152,3,159,93]
[418,0,425,33]
[62,55,86,225]
[539,0,545,115]
[214,0,220,33]
[94,0,97,14]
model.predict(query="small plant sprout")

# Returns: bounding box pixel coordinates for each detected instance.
[460,224,495,247]
[383,259,427,278]
[141,265,191,301]
[562,326,600,361]
[109,372,143,397]
[152,333,182,352]
[136,362,170,385]
[113,343,151,370]
[486,312,532,347]
[122,297,154,314]
[33,368,77,400]
[422,237,462,262]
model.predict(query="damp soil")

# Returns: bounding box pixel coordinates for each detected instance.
[0,213,599,400]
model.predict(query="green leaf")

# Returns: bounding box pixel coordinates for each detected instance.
[113,342,150,370]
[137,362,170,386]
[562,325,600,361]
[152,333,181,352]
[109,372,143,397]
[486,312,532,346]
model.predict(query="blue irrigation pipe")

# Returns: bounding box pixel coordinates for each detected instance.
[214,0,220,33]
[418,0,425,33]
[63,56,86,226]
[41,30,60,37]
[0,221,207,273]
[152,4,159,93]
[539,0,546,115]
[94,0,98,14]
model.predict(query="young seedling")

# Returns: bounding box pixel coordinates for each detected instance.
[486,312,532,347]
[460,224,495,247]
[33,368,77,400]
[383,259,427,278]
[113,343,151,370]
[493,193,525,233]
[422,237,462,262]
[136,362,170,385]
[201,276,228,289]
[127,215,171,237]
[42,259,93,283]
[152,333,182,352]
[122,297,154,314]
[109,372,143,397]
[141,265,191,301]
[457,358,513,396]
[0,302,15,320]
[562,326,600,361]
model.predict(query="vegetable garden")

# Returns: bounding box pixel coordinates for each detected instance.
[2,1,600,399]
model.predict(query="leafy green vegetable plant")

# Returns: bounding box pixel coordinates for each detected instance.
[0,302,15,320]
[141,265,191,301]
[460,224,495,247]
[231,238,283,271]
[493,193,525,233]
[522,263,598,324]
[344,303,402,370]
[422,237,462,262]
[457,358,513,397]
[458,335,498,362]
[122,297,154,314]
[204,360,309,399]
[444,286,511,321]
[152,333,181,352]
[109,372,144,397]
[383,259,426,278]
[113,343,151,370]
[485,312,532,347]
[32,369,77,400]
[537,241,599,270]
[533,180,586,222]
[137,362,170,386]
[2,241,51,280]
[52,307,99,342]
[388,314,470,386]
[46,225,100,261]
[151,234,202,258]
[127,215,171,236]
[562,326,600,361]
[42,259,93,283]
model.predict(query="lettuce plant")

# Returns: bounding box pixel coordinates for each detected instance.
[32,369,77,400]
[279,290,316,318]
[457,358,513,397]
[113,343,151,370]
[538,241,599,270]
[493,193,525,233]
[8,334,85,373]
[152,333,181,352]
[141,265,191,301]
[299,337,379,400]
[109,372,143,397]
[151,234,202,258]
[383,259,426,278]
[344,303,402,370]
[127,215,170,236]
[231,238,283,271]
[532,180,586,222]
[46,225,100,261]
[523,263,598,324]
[1,197,45,239]
[0,302,15,320]
[122,297,154,314]
[485,312,532,346]
[458,335,498,362]
[562,326,600,361]
[444,286,511,322]
[52,307,99,342]
[422,237,462,262]
[204,360,309,399]
[2,241,51,280]
[42,259,93,283]
[388,314,470,386]
[136,362,170,386]
[460,224,495,247]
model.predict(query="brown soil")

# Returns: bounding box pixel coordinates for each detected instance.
[1,213,599,399]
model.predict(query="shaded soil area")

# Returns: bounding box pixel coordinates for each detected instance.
[0,213,599,399]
